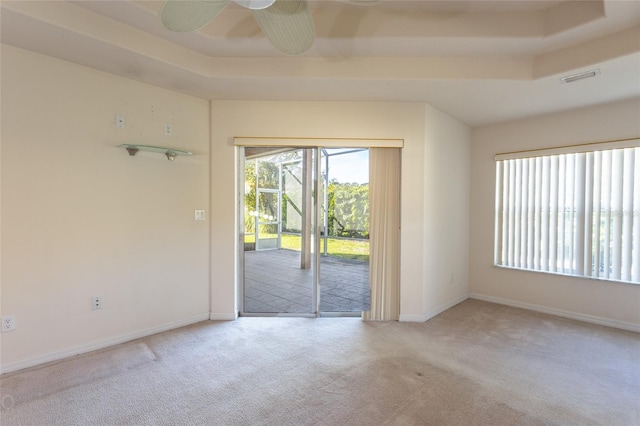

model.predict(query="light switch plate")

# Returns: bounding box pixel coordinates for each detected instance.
[195,210,206,221]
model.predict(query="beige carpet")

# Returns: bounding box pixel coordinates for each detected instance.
[1,300,639,425]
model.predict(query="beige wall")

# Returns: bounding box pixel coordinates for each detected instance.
[0,46,211,371]
[470,98,640,329]
[209,101,471,321]
[422,104,471,318]
[1,46,473,371]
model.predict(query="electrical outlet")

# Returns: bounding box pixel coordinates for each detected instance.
[115,114,125,129]
[1,315,16,332]
[92,296,103,310]
[164,123,172,136]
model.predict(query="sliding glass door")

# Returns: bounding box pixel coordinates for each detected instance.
[239,146,370,316]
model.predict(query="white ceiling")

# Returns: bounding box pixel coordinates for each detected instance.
[1,0,639,126]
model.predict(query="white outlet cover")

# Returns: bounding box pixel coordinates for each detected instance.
[164,123,172,136]
[195,210,206,221]
[116,114,125,128]
[2,315,16,332]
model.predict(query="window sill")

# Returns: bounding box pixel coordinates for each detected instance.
[493,265,640,286]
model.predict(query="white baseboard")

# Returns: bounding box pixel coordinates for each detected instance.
[469,293,640,333]
[399,294,469,323]
[0,313,210,375]
[209,312,237,321]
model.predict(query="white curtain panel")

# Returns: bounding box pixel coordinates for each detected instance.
[363,148,401,321]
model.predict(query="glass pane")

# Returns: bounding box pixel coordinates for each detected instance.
[243,148,315,314]
[257,223,278,250]
[257,192,279,222]
[257,158,280,189]
[282,161,302,234]
[319,148,370,313]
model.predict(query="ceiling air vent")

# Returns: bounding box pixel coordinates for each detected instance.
[561,69,600,83]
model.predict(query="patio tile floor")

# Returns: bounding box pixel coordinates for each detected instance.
[243,249,370,314]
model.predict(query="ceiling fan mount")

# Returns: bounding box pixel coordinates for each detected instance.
[160,0,381,55]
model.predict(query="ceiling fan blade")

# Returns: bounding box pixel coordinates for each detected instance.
[159,0,231,32]
[252,0,315,55]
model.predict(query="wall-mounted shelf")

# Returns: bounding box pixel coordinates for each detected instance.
[118,144,192,161]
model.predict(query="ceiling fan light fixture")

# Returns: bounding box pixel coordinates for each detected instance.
[161,0,379,55]
[560,69,600,84]
[234,0,276,10]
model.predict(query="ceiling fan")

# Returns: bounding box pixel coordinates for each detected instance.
[159,0,381,55]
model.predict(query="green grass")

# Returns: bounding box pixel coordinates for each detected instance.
[244,233,369,261]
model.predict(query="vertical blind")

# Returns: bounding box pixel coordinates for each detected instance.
[363,147,401,321]
[495,140,640,284]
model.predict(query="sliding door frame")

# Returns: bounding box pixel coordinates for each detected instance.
[235,138,403,318]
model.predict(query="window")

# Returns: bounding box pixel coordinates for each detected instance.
[494,139,640,284]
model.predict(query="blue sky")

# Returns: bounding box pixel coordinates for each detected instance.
[323,149,369,184]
